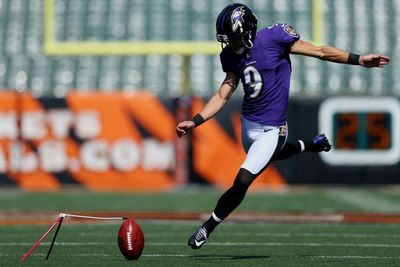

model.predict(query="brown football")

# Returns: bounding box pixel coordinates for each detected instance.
[117,219,144,260]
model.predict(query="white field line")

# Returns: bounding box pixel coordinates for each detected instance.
[206,242,400,248]
[83,232,400,238]
[2,253,400,259]
[4,232,400,241]
[0,242,109,246]
[33,254,400,259]
[32,253,112,257]
[2,242,400,248]
[47,232,400,238]
[4,231,400,239]
[301,255,400,260]
[303,255,400,259]
[325,189,400,212]
[6,222,400,230]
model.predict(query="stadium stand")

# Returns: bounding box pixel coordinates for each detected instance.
[0,0,398,97]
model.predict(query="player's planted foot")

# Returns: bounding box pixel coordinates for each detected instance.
[188,227,208,249]
[305,134,332,152]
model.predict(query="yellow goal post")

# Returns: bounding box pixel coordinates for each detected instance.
[43,0,220,56]
[43,0,324,56]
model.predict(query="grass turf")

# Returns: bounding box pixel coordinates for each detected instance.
[1,187,400,266]
[2,186,400,213]
[2,222,400,266]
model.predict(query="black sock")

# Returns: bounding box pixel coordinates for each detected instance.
[202,169,255,234]
[273,141,302,161]
[304,139,324,152]
[201,213,222,234]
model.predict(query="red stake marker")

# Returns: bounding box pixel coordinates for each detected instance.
[20,216,63,263]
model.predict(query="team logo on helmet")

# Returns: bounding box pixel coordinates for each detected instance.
[231,6,245,32]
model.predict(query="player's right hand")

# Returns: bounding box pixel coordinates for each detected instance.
[176,121,196,137]
[360,54,390,68]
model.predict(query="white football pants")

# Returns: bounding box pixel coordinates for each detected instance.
[241,116,288,174]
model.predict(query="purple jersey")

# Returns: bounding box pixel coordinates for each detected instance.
[220,23,300,126]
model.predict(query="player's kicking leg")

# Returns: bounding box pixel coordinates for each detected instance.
[188,168,257,249]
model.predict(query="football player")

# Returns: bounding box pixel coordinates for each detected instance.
[176,3,390,249]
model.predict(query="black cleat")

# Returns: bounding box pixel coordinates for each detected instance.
[188,227,208,249]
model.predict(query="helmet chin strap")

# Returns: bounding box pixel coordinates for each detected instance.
[245,41,253,49]
[245,32,254,49]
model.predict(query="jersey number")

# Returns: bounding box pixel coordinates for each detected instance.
[243,66,263,99]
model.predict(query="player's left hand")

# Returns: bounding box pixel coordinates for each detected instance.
[360,54,390,68]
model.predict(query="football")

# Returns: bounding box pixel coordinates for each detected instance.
[117,219,145,260]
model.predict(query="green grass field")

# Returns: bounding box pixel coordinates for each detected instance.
[1,186,400,266]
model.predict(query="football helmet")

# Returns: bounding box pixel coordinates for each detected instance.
[216,3,258,54]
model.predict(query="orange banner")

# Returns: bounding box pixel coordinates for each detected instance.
[0,91,285,191]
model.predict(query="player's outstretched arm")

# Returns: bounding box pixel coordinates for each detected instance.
[290,39,390,68]
[176,72,238,137]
